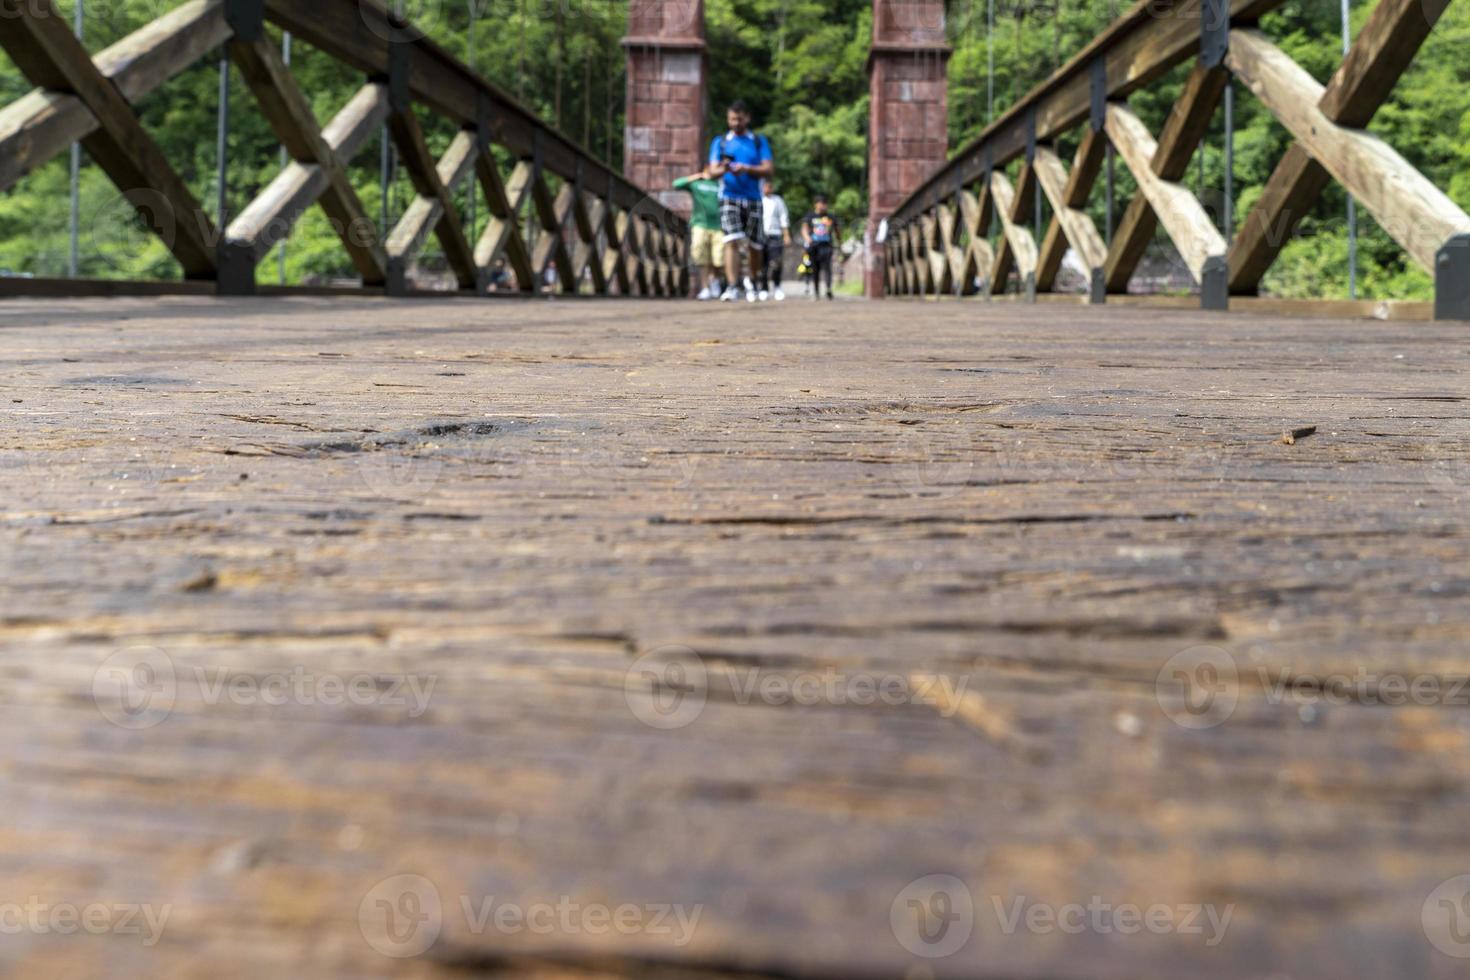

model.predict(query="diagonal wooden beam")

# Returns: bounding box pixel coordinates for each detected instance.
[1226,28,1470,276]
[1033,142,1108,295]
[387,104,478,293]
[1103,64,1227,294]
[227,37,387,291]
[989,169,1039,297]
[474,157,535,292]
[387,128,480,289]
[956,189,988,295]
[601,204,630,295]
[0,0,229,195]
[568,188,608,294]
[937,203,967,294]
[1229,0,1452,294]
[919,212,945,294]
[0,0,217,278]
[225,84,387,286]
[529,172,578,293]
[1106,102,1227,289]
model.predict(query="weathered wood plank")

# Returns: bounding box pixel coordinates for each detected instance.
[1,296,1469,978]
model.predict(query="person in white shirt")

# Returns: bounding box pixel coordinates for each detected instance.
[758,179,791,301]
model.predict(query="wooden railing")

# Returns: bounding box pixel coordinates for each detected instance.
[0,0,689,298]
[883,0,1470,321]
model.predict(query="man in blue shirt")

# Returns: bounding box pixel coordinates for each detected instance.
[708,99,774,302]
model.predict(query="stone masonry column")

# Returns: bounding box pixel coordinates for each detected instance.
[623,0,707,218]
[866,0,950,297]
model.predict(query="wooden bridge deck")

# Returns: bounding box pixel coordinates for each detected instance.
[2,296,1469,978]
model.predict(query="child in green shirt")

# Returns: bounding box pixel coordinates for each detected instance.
[674,171,724,300]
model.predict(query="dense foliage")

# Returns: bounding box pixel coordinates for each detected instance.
[0,0,1464,298]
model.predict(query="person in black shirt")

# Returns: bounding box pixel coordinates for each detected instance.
[801,195,840,301]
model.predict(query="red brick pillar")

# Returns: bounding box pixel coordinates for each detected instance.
[866,0,950,297]
[623,0,707,217]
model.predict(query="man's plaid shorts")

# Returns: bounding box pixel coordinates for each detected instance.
[719,197,765,251]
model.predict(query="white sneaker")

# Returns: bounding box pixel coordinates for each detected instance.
[696,286,712,301]
[720,287,738,302]
[773,287,785,301]
[745,288,757,303]
[757,290,769,302]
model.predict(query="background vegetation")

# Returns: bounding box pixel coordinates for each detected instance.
[0,0,1464,298]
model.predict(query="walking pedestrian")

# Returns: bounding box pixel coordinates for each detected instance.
[802,194,840,301]
[673,168,724,299]
[758,178,791,301]
[709,100,774,302]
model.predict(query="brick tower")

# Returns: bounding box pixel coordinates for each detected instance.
[623,0,708,216]
[866,0,950,296]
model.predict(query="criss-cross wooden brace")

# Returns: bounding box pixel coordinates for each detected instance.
[0,0,228,196]
[530,173,578,294]
[894,221,911,294]
[1225,25,1470,289]
[385,103,478,295]
[1034,129,1107,301]
[918,212,946,294]
[473,158,535,293]
[385,127,484,292]
[909,220,931,295]
[0,0,218,278]
[1103,64,1228,305]
[224,37,388,292]
[643,220,670,297]
[935,203,967,295]
[956,188,995,296]
[988,169,1039,298]
[899,220,923,296]
[568,186,608,294]
[600,204,631,295]
[1229,0,1454,294]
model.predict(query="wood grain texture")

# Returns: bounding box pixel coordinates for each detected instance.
[2,297,1469,978]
